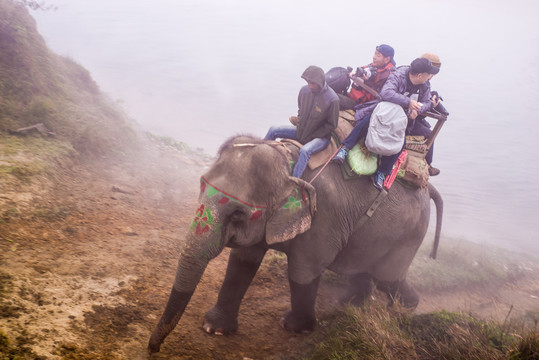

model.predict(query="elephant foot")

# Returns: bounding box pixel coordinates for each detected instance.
[339,273,374,307]
[147,341,160,355]
[202,306,238,335]
[280,310,316,334]
[397,283,419,309]
[378,280,419,310]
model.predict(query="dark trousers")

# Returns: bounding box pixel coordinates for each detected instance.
[342,115,371,150]
[407,119,433,165]
[378,140,405,176]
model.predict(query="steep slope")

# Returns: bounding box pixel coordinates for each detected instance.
[0,0,136,155]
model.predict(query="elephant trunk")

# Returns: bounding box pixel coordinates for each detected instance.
[148,230,224,354]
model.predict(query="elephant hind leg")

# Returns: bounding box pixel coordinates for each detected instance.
[340,273,375,307]
[377,279,419,309]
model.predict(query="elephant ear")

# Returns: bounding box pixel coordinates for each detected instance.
[266,177,317,245]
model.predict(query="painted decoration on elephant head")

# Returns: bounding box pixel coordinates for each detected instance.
[282,188,304,212]
[189,177,268,236]
[190,204,214,235]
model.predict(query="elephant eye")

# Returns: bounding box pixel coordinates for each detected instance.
[230,209,246,222]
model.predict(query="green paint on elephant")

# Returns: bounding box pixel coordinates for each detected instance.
[190,204,216,235]
[283,189,302,211]
[207,185,219,198]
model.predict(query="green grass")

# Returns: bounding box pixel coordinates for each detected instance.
[408,236,539,293]
[31,205,72,220]
[0,329,46,360]
[307,305,538,360]
[0,134,75,183]
[308,304,415,360]
[0,133,74,157]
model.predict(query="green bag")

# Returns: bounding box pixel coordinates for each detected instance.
[347,143,378,175]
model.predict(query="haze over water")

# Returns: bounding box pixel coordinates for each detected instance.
[32,0,539,255]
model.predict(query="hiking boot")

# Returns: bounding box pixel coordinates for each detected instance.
[428,166,440,176]
[332,147,348,164]
[371,170,385,190]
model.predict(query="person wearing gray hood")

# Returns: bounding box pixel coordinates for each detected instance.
[264,65,339,178]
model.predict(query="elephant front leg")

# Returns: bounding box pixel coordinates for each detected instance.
[203,246,267,335]
[281,276,321,334]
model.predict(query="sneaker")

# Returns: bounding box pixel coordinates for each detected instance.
[371,170,385,190]
[428,166,440,176]
[332,147,348,164]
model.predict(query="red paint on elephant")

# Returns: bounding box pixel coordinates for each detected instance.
[195,204,205,216]
[219,197,230,204]
[195,223,210,235]
[250,210,262,221]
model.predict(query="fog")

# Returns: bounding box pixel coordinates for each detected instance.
[32,0,539,255]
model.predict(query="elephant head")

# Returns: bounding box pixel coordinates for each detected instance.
[148,136,316,353]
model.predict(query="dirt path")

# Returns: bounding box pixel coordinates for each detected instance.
[1,144,537,359]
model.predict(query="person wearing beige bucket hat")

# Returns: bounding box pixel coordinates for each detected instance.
[405,52,448,177]
[420,53,441,69]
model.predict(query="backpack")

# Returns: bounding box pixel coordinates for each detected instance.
[398,137,430,188]
[325,67,351,95]
[365,102,407,156]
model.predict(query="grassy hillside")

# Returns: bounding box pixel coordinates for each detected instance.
[307,239,539,359]
[307,304,538,359]
[0,0,137,156]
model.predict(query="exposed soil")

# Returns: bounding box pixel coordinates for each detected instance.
[1,141,538,359]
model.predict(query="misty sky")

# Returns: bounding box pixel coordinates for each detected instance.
[31,0,539,255]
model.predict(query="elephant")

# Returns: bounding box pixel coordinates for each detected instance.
[148,134,443,354]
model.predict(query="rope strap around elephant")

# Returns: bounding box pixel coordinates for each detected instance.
[308,145,343,184]
[354,189,388,231]
[200,176,267,209]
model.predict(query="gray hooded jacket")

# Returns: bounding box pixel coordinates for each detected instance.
[295,66,339,144]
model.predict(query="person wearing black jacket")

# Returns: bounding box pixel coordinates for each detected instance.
[264,65,339,178]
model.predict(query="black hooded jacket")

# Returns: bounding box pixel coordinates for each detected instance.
[296,66,339,144]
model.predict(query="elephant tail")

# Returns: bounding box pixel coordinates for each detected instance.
[428,182,443,259]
